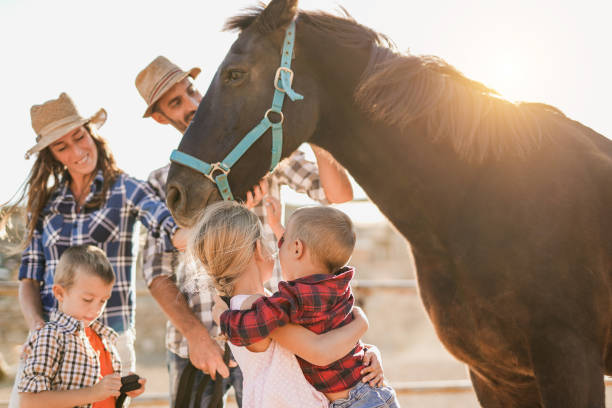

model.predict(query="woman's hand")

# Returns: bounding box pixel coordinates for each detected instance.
[171,228,190,252]
[361,345,385,387]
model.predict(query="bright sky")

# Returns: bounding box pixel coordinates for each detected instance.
[1,0,610,222]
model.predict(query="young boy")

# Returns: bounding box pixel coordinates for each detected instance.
[18,245,146,408]
[218,206,399,407]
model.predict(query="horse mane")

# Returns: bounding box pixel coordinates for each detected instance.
[224,5,394,49]
[226,5,566,162]
[356,48,567,162]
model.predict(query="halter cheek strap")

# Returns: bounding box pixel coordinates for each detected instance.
[170,20,303,201]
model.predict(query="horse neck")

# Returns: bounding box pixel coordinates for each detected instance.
[302,41,475,256]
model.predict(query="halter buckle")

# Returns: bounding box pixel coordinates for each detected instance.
[265,109,284,125]
[274,67,294,93]
[205,162,230,183]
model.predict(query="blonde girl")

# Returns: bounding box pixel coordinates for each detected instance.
[189,201,374,408]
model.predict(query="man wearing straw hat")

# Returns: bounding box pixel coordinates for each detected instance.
[135,56,354,407]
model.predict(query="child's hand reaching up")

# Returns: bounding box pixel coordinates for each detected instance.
[245,179,269,209]
[361,345,385,387]
[92,373,121,401]
[264,195,284,240]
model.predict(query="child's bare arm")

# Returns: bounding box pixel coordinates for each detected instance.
[269,306,369,366]
[264,195,285,240]
[20,373,121,408]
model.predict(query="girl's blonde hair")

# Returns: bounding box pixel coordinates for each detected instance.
[188,201,267,297]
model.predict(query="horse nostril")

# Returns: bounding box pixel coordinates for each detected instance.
[166,182,185,217]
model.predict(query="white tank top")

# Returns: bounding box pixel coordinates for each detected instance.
[229,294,329,408]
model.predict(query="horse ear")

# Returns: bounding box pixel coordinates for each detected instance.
[256,0,298,31]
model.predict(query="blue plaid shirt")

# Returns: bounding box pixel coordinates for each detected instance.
[19,171,177,333]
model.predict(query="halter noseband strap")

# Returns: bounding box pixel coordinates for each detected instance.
[170,20,303,201]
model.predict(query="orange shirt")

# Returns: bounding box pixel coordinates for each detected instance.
[86,326,116,408]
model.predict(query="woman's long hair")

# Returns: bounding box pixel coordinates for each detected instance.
[1,123,122,251]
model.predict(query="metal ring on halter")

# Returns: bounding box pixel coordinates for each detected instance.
[204,162,230,183]
[273,67,294,93]
[265,109,284,125]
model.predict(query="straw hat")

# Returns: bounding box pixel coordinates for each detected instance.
[135,56,201,118]
[26,93,107,159]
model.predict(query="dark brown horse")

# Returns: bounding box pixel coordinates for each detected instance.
[166,1,612,406]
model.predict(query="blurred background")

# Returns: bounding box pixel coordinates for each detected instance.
[1,0,611,406]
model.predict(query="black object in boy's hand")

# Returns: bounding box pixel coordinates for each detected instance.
[120,374,141,393]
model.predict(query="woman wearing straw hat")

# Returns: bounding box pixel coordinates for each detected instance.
[3,92,187,407]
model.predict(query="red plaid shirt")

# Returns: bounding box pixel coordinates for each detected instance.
[219,267,364,393]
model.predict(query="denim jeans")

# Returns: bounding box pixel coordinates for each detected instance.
[329,381,400,408]
[167,350,243,408]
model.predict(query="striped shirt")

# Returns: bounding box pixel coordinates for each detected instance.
[19,171,177,333]
[18,310,121,408]
[142,149,328,358]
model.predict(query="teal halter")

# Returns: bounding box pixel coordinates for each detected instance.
[170,20,303,201]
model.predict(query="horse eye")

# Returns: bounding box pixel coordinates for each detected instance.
[225,69,245,84]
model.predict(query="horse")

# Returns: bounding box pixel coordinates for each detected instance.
[165,0,612,406]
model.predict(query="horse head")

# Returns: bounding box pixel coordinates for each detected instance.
[166,0,323,227]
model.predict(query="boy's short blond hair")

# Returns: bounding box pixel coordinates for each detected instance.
[287,206,356,272]
[54,245,115,290]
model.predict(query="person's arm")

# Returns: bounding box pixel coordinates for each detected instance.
[310,144,353,204]
[19,279,44,331]
[20,373,121,408]
[148,275,229,379]
[18,220,46,331]
[139,182,229,380]
[269,306,368,366]
[218,290,294,346]
[125,176,177,253]
[264,195,285,240]
[243,179,285,240]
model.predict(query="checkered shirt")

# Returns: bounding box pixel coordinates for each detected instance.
[142,148,328,358]
[19,171,177,333]
[219,267,365,393]
[18,310,121,408]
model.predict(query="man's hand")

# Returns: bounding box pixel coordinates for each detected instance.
[185,325,229,380]
[92,373,121,401]
[361,345,385,387]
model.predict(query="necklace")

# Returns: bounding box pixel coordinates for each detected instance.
[71,173,94,212]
